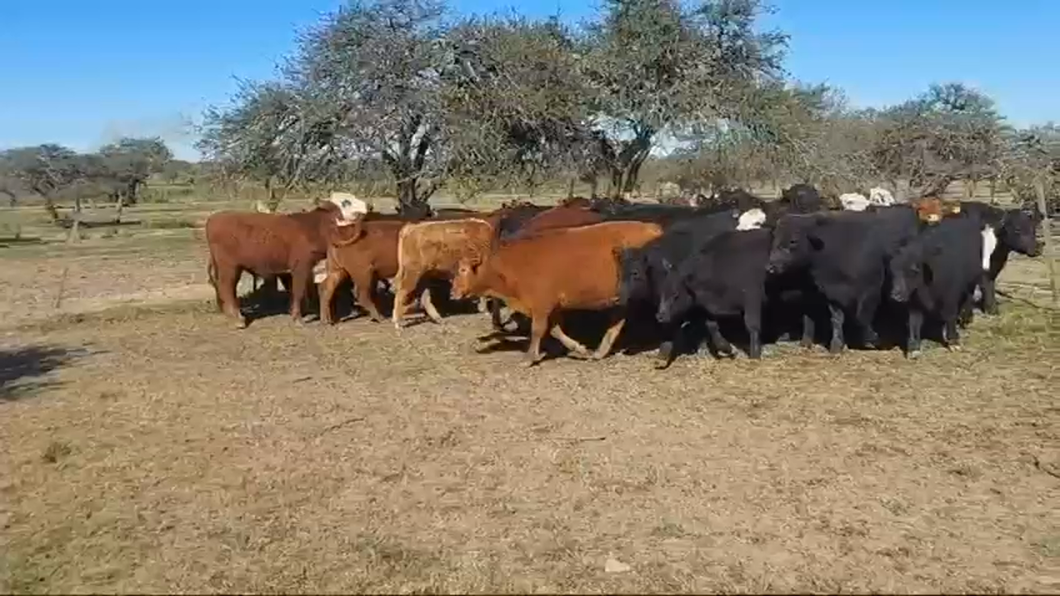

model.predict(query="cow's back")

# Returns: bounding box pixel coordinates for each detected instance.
[400,218,494,273]
[497,221,663,309]
[206,211,315,274]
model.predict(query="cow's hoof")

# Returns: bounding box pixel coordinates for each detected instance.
[523,357,543,368]
[235,318,248,330]
[567,350,592,361]
[907,349,922,360]
[946,343,962,352]
[800,339,815,350]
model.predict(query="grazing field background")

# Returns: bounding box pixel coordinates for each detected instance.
[1,190,1058,593]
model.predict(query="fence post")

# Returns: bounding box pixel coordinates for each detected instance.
[1034,178,1059,306]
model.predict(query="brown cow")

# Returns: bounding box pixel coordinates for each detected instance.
[507,203,603,239]
[319,217,406,325]
[206,202,347,328]
[451,221,664,366]
[391,218,495,328]
[910,195,962,224]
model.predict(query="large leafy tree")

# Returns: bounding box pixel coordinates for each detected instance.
[292,0,454,209]
[872,82,1007,197]
[581,0,786,196]
[443,15,590,196]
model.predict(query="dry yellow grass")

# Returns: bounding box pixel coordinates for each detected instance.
[1,196,1058,593]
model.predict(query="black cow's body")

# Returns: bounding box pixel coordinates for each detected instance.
[889,215,985,357]
[617,210,742,366]
[957,202,1042,321]
[595,202,739,229]
[655,228,773,363]
[766,207,922,353]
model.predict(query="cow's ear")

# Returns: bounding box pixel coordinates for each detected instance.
[660,257,673,272]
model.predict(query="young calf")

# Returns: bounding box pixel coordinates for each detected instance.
[889,215,984,358]
[451,221,664,366]
[319,218,406,324]
[391,218,495,328]
[655,228,774,362]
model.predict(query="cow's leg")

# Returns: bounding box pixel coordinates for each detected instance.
[391,268,415,329]
[319,267,349,325]
[855,290,882,348]
[353,270,386,323]
[744,302,763,360]
[525,311,552,367]
[550,324,592,358]
[489,299,513,331]
[592,314,627,360]
[958,290,976,327]
[941,300,962,351]
[703,317,735,358]
[800,312,816,349]
[420,286,444,324]
[288,261,313,323]
[217,265,246,329]
[827,302,846,354]
[906,307,924,359]
[980,275,999,315]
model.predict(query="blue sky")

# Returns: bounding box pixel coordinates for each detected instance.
[2,0,1057,161]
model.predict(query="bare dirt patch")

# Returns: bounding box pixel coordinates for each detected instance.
[1,296,1057,593]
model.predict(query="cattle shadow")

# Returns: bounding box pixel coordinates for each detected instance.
[1,344,95,402]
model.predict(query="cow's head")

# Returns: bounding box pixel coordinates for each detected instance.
[888,241,929,303]
[451,257,483,301]
[655,258,694,325]
[327,192,369,225]
[1000,207,1043,257]
[766,214,821,274]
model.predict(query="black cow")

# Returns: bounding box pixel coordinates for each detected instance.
[957,202,1043,321]
[766,207,923,353]
[889,215,984,357]
[594,202,740,229]
[780,183,825,213]
[617,210,744,366]
[655,228,774,363]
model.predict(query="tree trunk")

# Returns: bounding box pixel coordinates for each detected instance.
[567,178,575,199]
[989,178,997,205]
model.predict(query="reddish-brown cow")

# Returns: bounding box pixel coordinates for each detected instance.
[319,218,406,324]
[506,204,603,239]
[451,221,664,366]
[206,202,342,328]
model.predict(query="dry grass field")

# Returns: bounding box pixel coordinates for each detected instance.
[1,194,1058,593]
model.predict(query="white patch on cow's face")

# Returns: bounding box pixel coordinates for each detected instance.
[327,192,368,223]
[840,193,869,211]
[981,225,997,271]
[869,187,895,206]
[736,208,766,231]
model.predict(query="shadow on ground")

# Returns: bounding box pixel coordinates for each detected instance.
[0,344,93,402]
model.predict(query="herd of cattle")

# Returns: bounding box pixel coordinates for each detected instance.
[204,184,1045,367]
